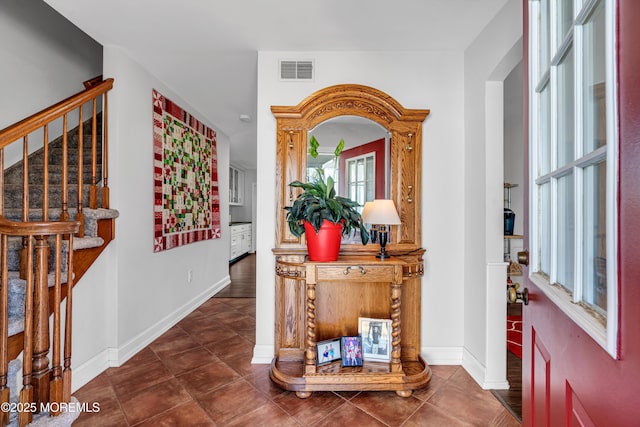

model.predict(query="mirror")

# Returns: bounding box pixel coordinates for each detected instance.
[272,83,429,249]
[308,116,390,207]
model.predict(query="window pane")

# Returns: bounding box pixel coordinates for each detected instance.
[538,182,551,276]
[539,0,551,75]
[557,0,574,46]
[557,174,575,291]
[557,47,575,167]
[583,161,607,313]
[365,156,375,201]
[583,2,606,152]
[539,84,551,176]
[356,159,364,181]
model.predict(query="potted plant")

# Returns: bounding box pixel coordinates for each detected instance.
[285,136,369,261]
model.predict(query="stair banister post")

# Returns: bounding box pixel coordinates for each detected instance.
[0,235,10,426]
[89,98,98,209]
[75,107,85,237]
[101,92,110,209]
[62,234,74,402]
[49,234,64,415]
[19,237,34,427]
[30,235,51,410]
[19,136,29,280]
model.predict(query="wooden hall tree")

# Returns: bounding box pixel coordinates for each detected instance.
[269,84,431,397]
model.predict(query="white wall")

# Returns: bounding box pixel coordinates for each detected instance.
[0,0,102,166]
[70,46,233,390]
[462,0,523,387]
[253,51,467,364]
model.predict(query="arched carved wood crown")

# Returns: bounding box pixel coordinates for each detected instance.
[272,84,430,253]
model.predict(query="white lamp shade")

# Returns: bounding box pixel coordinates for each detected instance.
[361,201,374,222]
[361,199,401,225]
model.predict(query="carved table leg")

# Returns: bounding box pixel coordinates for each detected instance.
[396,390,413,398]
[390,282,402,373]
[305,282,317,375]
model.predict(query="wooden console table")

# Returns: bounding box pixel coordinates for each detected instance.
[270,255,431,398]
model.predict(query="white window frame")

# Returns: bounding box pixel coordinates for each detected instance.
[346,152,376,207]
[528,0,619,358]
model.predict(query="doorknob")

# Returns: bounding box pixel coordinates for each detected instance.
[517,250,529,266]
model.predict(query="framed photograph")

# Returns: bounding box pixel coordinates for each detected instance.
[316,338,341,365]
[341,336,363,367]
[358,317,392,362]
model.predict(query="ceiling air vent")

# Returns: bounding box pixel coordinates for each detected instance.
[280,60,314,81]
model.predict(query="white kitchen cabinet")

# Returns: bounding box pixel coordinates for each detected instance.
[230,223,252,261]
[229,165,245,206]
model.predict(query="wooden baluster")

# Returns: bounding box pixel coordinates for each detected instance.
[31,235,50,410]
[62,234,74,402]
[49,235,63,415]
[101,93,110,209]
[0,148,4,216]
[19,237,34,427]
[42,124,49,221]
[0,235,10,426]
[60,115,69,222]
[76,108,85,237]
[89,99,98,209]
[19,137,29,280]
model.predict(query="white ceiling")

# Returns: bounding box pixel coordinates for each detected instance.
[43,0,510,170]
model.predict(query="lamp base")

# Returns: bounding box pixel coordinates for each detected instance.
[376,229,392,260]
[375,246,391,260]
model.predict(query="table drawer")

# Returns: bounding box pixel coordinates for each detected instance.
[314,264,395,282]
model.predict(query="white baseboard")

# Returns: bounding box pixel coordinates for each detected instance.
[72,347,118,392]
[251,344,274,364]
[71,275,231,392]
[422,346,464,365]
[461,347,509,390]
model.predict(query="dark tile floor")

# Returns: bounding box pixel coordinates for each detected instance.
[73,296,520,426]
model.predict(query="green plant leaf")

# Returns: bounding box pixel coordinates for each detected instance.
[325,175,335,198]
[309,135,319,159]
[335,139,345,157]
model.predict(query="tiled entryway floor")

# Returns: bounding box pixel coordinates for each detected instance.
[73,297,520,426]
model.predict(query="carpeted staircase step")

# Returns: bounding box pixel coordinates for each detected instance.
[6,164,102,186]
[2,184,97,210]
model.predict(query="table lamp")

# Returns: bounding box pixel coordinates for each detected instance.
[361,199,401,260]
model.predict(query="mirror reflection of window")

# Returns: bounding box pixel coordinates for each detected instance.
[346,153,376,212]
[308,115,389,199]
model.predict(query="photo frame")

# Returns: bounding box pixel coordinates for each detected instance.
[358,317,392,362]
[341,336,363,367]
[316,338,341,365]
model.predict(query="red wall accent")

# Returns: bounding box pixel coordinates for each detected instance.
[339,138,386,199]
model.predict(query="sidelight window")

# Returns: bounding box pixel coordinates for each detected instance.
[528,0,618,357]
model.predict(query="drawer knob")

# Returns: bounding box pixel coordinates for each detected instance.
[343,266,366,275]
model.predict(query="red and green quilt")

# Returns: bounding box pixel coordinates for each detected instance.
[153,89,221,252]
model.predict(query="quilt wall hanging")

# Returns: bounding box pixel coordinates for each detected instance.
[153,89,221,252]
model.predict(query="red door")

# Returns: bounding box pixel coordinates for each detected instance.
[522,1,640,426]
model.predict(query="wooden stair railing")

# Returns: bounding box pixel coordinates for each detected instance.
[0,217,78,426]
[0,77,114,426]
[0,77,113,220]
